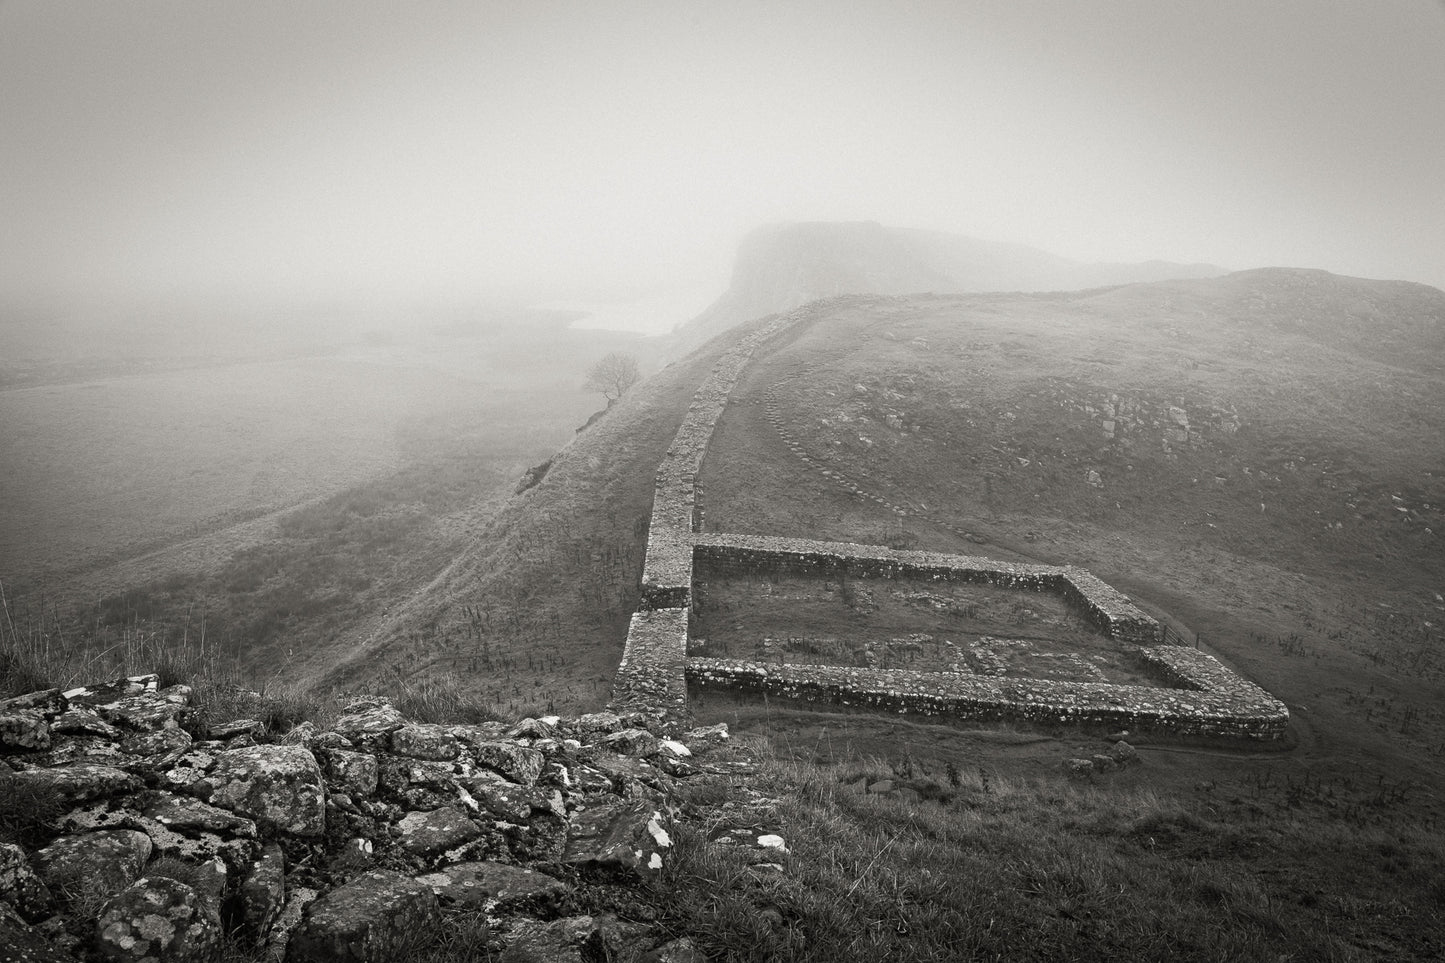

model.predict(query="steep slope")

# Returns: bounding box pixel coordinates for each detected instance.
[672,220,1225,351]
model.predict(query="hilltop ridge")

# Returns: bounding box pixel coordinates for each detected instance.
[671,221,1226,351]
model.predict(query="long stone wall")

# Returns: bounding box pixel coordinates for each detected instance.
[686,648,1289,740]
[692,533,1163,645]
[610,296,1288,741]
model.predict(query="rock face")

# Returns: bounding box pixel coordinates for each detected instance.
[0,674,748,962]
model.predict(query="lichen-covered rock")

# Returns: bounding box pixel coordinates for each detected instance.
[416,860,568,911]
[391,724,461,761]
[143,793,258,838]
[574,712,623,735]
[206,745,326,837]
[285,870,439,962]
[120,726,192,760]
[0,842,55,921]
[1108,740,1141,766]
[237,843,285,943]
[563,799,672,879]
[0,687,65,715]
[9,763,141,805]
[51,708,122,740]
[396,806,483,858]
[318,747,379,796]
[331,702,405,748]
[1,708,52,750]
[95,876,221,963]
[34,830,152,903]
[471,742,545,787]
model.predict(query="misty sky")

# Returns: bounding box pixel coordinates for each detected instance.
[3,0,1443,311]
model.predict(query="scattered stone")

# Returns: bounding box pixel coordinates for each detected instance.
[1108,740,1141,766]
[143,793,258,837]
[756,834,787,852]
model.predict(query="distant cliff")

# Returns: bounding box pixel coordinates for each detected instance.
[670,220,1225,352]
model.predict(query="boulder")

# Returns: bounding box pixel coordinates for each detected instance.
[34,830,152,903]
[1108,740,1141,766]
[285,870,439,962]
[95,876,222,963]
[206,745,326,837]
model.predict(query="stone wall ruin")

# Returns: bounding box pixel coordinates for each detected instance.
[609,298,1289,740]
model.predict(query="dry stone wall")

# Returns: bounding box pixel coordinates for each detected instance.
[0,673,750,962]
[692,534,1163,645]
[686,648,1288,740]
[611,297,1288,741]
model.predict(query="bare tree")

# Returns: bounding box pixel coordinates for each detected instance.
[583,352,640,406]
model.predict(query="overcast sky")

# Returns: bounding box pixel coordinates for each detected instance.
[2,0,1443,311]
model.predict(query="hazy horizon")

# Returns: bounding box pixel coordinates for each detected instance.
[4,0,1444,319]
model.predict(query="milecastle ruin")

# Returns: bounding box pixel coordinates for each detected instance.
[610,300,1288,740]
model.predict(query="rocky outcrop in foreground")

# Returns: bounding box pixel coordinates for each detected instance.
[0,674,742,962]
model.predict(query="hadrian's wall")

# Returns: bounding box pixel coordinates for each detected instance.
[685,648,1290,740]
[610,297,1288,741]
[691,533,1163,645]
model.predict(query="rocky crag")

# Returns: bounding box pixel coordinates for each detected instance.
[1,673,759,962]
